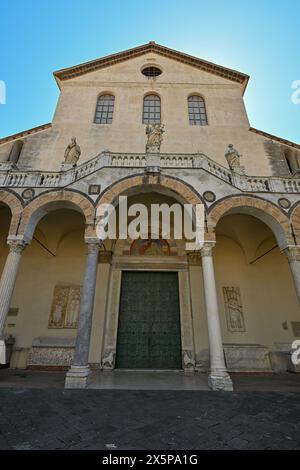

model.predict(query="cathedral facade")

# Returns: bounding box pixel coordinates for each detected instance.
[0,42,299,390]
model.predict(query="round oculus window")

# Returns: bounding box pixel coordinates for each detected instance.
[142,66,162,78]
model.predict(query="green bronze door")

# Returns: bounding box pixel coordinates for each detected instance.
[116,271,182,369]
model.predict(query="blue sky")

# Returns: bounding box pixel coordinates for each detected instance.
[0,0,299,142]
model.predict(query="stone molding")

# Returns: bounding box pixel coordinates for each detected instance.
[54,42,249,89]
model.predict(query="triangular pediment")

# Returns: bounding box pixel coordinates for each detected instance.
[54,42,249,93]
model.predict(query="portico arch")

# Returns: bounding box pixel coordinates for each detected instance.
[290,203,300,245]
[0,190,23,237]
[96,173,204,209]
[18,190,95,241]
[207,195,293,249]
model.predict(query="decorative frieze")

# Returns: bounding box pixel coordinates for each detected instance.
[27,337,75,367]
[28,347,74,366]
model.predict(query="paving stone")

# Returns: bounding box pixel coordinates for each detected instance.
[0,389,300,450]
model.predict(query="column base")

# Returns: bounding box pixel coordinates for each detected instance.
[65,365,91,389]
[208,373,233,391]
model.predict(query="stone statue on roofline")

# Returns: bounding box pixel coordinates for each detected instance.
[146,123,165,153]
[225,144,245,175]
[64,137,81,165]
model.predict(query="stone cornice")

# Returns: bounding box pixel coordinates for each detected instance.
[54,42,249,93]
[0,123,52,145]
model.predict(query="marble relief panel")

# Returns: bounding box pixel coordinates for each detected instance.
[48,284,82,329]
[223,286,246,333]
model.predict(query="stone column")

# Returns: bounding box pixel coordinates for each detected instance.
[0,240,27,339]
[200,243,233,391]
[65,240,101,389]
[282,246,300,304]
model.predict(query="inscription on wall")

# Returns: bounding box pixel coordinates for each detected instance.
[223,287,246,333]
[48,284,82,329]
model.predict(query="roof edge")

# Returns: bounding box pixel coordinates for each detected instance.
[0,123,52,145]
[250,127,300,150]
[54,42,249,93]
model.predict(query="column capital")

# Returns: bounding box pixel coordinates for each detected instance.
[7,240,27,255]
[282,245,300,262]
[200,242,216,258]
[84,238,102,255]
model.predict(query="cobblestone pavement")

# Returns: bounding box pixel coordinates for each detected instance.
[1,388,300,450]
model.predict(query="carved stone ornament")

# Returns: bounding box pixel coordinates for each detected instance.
[182,350,195,368]
[8,241,27,255]
[278,197,291,209]
[146,123,165,153]
[101,350,115,369]
[282,246,300,262]
[22,188,35,200]
[48,284,82,329]
[64,137,81,165]
[203,190,216,203]
[86,241,102,255]
[225,144,245,175]
[223,286,245,332]
[27,347,74,367]
[200,242,215,258]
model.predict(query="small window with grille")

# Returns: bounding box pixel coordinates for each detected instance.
[143,94,161,124]
[188,95,208,125]
[94,94,115,124]
[142,66,162,78]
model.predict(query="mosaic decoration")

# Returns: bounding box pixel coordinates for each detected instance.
[130,238,170,256]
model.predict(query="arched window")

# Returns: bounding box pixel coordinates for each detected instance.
[143,94,161,124]
[94,94,115,124]
[7,140,23,164]
[188,95,208,125]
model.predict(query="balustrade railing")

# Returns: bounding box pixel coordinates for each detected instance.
[0,150,299,194]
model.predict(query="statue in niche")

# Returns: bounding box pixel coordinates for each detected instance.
[64,137,81,165]
[146,124,165,153]
[225,144,244,174]
[223,287,245,332]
